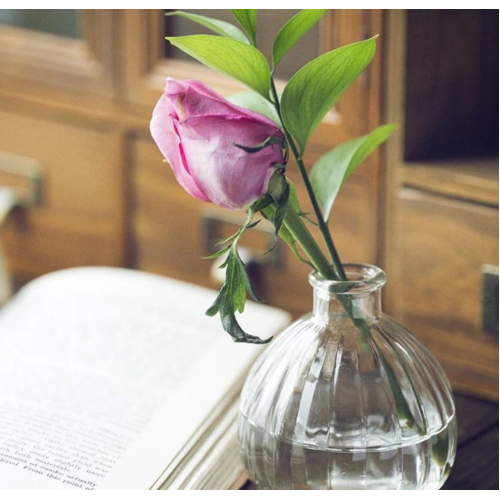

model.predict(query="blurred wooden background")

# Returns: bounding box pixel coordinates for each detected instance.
[0,9,498,399]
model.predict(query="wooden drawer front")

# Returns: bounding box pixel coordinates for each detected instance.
[130,136,377,317]
[0,109,122,277]
[392,188,499,399]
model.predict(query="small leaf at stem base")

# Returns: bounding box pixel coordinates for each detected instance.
[205,213,269,344]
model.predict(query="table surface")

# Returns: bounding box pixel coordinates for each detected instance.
[243,393,499,490]
[443,393,498,490]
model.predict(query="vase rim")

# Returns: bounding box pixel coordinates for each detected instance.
[309,262,386,295]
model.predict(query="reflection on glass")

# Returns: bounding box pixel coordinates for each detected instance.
[165,10,320,80]
[0,9,81,39]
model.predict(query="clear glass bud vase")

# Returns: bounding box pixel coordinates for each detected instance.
[239,264,457,490]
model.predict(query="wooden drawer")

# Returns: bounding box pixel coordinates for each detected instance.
[130,135,378,317]
[390,188,499,399]
[0,108,123,277]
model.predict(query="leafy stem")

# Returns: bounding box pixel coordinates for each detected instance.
[269,79,347,281]
[205,209,271,344]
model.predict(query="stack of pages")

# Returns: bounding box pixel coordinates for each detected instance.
[0,268,290,490]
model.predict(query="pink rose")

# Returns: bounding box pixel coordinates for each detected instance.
[150,78,285,210]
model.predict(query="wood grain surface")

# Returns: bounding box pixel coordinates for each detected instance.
[390,188,499,399]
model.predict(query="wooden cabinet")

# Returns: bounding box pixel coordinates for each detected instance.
[384,10,499,399]
[0,10,497,398]
[391,189,499,399]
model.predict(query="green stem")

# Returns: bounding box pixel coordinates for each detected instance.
[284,206,414,425]
[281,205,367,341]
[281,203,336,280]
[270,79,347,281]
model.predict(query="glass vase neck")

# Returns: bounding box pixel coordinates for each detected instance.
[310,263,386,325]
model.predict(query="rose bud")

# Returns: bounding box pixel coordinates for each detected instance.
[150,78,285,210]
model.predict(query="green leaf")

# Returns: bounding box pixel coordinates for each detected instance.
[165,11,248,43]
[166,35,271,98]
[236,251,261,303]
[272,9,327,70]
[311,124,396,221]
[228,91,280,125]
[281,36,378,153]
[231,9,257,45]
[202,245,231,260]
[206,246,270,344]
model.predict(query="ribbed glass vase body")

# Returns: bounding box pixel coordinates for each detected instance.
[239,264,457,490]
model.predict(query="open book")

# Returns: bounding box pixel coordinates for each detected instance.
[0,268,290,490]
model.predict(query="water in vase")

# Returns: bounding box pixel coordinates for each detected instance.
[240,415,456,490]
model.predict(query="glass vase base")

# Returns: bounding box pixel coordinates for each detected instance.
[240,415,456,490]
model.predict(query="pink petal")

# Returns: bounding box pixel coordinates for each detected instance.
[150,93,209,202]
[166,78,279,127]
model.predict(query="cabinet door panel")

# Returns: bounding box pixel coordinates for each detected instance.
[0,109,122,277]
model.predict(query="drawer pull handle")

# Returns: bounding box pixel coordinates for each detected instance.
[0,187,16,305]
[0,151,43,209]
[0,152,43,305]
[481,264,499,338]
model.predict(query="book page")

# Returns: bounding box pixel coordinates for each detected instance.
[0,268,290,489]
